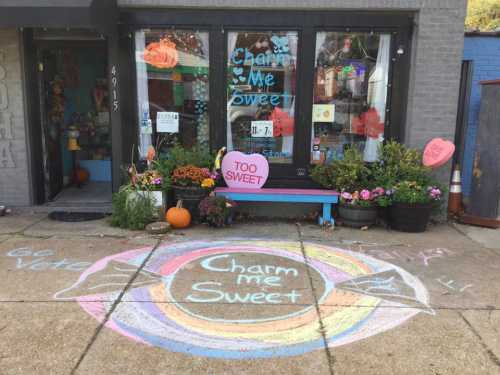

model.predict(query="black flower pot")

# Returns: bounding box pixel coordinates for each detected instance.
[173,185,209,223]
[389,202,432,233]
[377,206,390,224]
[339,204,377,228]
[205,209,235,228]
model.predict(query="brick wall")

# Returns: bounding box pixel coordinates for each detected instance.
[0,29,30,206]
[462,36,500,196]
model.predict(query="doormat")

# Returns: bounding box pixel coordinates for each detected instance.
[48,211,106,222]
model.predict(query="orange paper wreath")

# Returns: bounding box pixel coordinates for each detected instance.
[143,38,179,69]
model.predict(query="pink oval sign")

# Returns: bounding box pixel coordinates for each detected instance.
[423,138,455,169]
[221,151,269,189]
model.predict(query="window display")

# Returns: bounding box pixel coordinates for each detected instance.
[226,31,298,164]
[311,32,390,164]
[135,29,210,157]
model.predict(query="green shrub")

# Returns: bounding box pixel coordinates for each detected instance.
[311,147,373,191]
[371,140,433,189]
[110,188,156,230]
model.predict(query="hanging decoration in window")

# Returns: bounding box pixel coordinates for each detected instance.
[143,38,179,69]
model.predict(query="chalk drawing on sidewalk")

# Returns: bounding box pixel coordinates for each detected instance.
[435,275,473,293]
[5,248,92,272]
[54,240,432,359]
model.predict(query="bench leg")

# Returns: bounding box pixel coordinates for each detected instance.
[319,203,335,226]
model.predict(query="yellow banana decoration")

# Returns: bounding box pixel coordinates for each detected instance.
[214,147,227,171]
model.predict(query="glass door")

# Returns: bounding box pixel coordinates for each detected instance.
[226,31,299,167]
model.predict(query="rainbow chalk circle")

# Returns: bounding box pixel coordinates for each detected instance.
[423,138,455,169]
[54,240,433,359]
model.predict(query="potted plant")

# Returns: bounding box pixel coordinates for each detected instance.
[339,188,381,228]
[311,147,372,192]
[128,167,165,209]
[388,181,443,232]
[199,195,237,227]
[311,147,376,226]
[154,143,216,208]
[171,165,216,221]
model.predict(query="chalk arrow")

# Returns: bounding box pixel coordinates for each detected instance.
[54,261,163,300]
[335,269,434,315]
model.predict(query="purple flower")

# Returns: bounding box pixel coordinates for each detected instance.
[429,188,441,199]
[341,192,352,201]
[385,188,395,196]
[153,177,162,185]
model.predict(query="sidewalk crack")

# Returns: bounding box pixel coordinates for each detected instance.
[69,236,164,375]
[296,223,335,375]
[459,311,500,368]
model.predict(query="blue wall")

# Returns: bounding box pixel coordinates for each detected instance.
[462,36,500,196]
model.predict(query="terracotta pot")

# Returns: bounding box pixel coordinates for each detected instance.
[339,204,377,228]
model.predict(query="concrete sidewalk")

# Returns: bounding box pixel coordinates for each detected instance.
[0,212,499,374]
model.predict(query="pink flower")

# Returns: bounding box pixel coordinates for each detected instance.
[371,187,385,197]
[360,189,371,200]
[341,192,352,201]
[430,188,441,199]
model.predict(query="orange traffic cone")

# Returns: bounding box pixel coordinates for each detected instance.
[448,164,463,218]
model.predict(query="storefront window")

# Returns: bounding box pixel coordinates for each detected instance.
[135,29,210,158]
[311,32,390,164]
[227,31,298,164]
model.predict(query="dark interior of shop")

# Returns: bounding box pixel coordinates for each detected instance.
[37,42,112,205]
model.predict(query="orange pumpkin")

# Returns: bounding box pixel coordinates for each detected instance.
[166,200,191,228]
[76,168,89,184]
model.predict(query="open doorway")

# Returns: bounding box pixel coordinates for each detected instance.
[36,39,112,206]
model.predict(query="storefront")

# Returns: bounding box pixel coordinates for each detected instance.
[120,10,412,188]
[0,1,467,208]
[0,0,121,206]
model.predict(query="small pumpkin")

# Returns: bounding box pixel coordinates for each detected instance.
[166,200,191,229]
[75,167,89,184]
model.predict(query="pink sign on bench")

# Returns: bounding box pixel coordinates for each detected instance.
[221,151,269,189]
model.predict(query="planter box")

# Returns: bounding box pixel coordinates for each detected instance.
[173,186,209,222]
[128,190,165,209]
[339,204,377,228]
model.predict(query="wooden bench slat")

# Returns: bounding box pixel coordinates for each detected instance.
[215,187,339,196]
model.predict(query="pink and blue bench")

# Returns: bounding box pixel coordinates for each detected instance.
[214,187,339,225]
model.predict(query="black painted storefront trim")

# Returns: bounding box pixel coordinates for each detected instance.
[118,9,414,188]
[0,0,118,34]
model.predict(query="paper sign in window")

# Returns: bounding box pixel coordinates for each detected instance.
[313,104,335,123]
[156,112,179,133]
[251,121,274,138]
